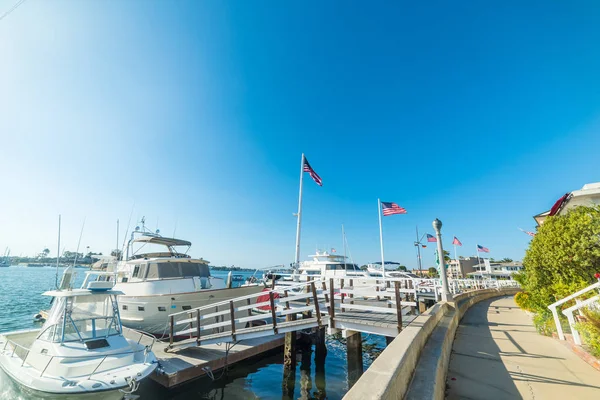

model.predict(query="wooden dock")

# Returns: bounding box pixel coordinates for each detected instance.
[130,330,286,388]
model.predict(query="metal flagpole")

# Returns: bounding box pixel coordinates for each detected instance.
[378,199,385,278]
[453,241,458,278]
[415,226,423,277]
[476,244,482,273]
[294,154,305,267]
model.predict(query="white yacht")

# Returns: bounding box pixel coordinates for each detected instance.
[0,283,157,399]
[296,251,369,282]
[366,262,418,278]
[90,228,263,336]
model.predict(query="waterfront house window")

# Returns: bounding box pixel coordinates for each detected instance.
[182,305,192,310]
[138,306,145,311]
[122,305,128,310]
[158,307,166,312]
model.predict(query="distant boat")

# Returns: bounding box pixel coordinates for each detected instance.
[74,264,90,269]
[26,263,48,268]
[0,248,10,267]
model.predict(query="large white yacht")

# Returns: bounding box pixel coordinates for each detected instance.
[0,281,157,399]
[92,227,263,336]
[296,251,369,282]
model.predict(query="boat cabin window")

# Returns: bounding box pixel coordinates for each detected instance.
[38,295,121,343]
[146,262,210,280]
[325,264,359,271]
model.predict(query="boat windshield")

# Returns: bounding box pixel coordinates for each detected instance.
[146,261,210,280]
[38,294,120,343]
[325,264,360,271]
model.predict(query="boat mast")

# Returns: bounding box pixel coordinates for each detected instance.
[342,224,347,270]
[72,218,86,266]
[55,215,61,289]
[415,226,423,277]
[116,219,119,260]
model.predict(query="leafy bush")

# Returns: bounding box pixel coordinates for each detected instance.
[575,307,600,358]
[532,312,558,336]
[514,205,600,335]
[514,292,533,311]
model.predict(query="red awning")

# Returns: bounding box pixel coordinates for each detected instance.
[549,192,571,216]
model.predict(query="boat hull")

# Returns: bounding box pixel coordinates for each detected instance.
[0,331,157,399]
[0,367,128,400]
[118,284,265,336]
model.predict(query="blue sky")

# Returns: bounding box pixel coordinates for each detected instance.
[1,1,600,269]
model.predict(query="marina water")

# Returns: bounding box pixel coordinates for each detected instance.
[0,267,384,399]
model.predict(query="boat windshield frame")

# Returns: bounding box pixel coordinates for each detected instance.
[126,230,192,261]
[37,293,123,344]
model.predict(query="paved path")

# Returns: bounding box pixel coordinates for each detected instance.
[446,296,600,399]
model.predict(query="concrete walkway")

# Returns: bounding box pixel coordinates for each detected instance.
[446,296,600,399]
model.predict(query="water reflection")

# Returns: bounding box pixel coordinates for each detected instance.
[116,333,384,400]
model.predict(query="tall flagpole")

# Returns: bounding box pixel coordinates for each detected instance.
[453,238,458,278]
[476,244,482,275]
[415,226,423,277]
[378,199,385,278]
[294,153,305,267]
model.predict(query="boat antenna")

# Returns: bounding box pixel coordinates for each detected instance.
[173,218,178,238]
[342,224,347,270]
[72,218,86,266]
[116,218,119,259]
[55,214,61,289]
[342,225,355,266]
[120,203,136,259]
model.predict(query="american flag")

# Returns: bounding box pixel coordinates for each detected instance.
[477,244,490,253]
[426,234,437,242]
[303,157,322,186]
[452,236,462,246]
[381,202,407,216]
[519,227,536,237]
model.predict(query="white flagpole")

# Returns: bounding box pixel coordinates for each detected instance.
[476,244,482,274]
[453,243,458,278]
[378,199,385,278]
[294,154,305,267]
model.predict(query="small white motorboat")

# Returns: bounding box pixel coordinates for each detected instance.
[0,282,157,399]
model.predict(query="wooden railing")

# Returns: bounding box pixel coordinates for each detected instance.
[166,279,329,350]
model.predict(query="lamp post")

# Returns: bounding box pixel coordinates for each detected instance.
[432,218,452,302]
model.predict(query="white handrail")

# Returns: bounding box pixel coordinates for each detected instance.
[562,295,600,345]
[548,281,600,341]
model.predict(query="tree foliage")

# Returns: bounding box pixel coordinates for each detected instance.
[515,206,600,320]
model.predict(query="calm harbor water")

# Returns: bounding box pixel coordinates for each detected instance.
[0,267,383,399]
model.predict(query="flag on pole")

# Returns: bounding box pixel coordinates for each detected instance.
[452,236,462,246]
[426,234,437,242]
[303,157,322,186]
[331,248,336,253]
[381,202,407,216]
[477,244,490,253]
[518,227,536,237]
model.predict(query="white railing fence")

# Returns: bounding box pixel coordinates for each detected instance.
[548,281,600,344]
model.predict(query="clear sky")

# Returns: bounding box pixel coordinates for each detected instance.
[1,1,600,269]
